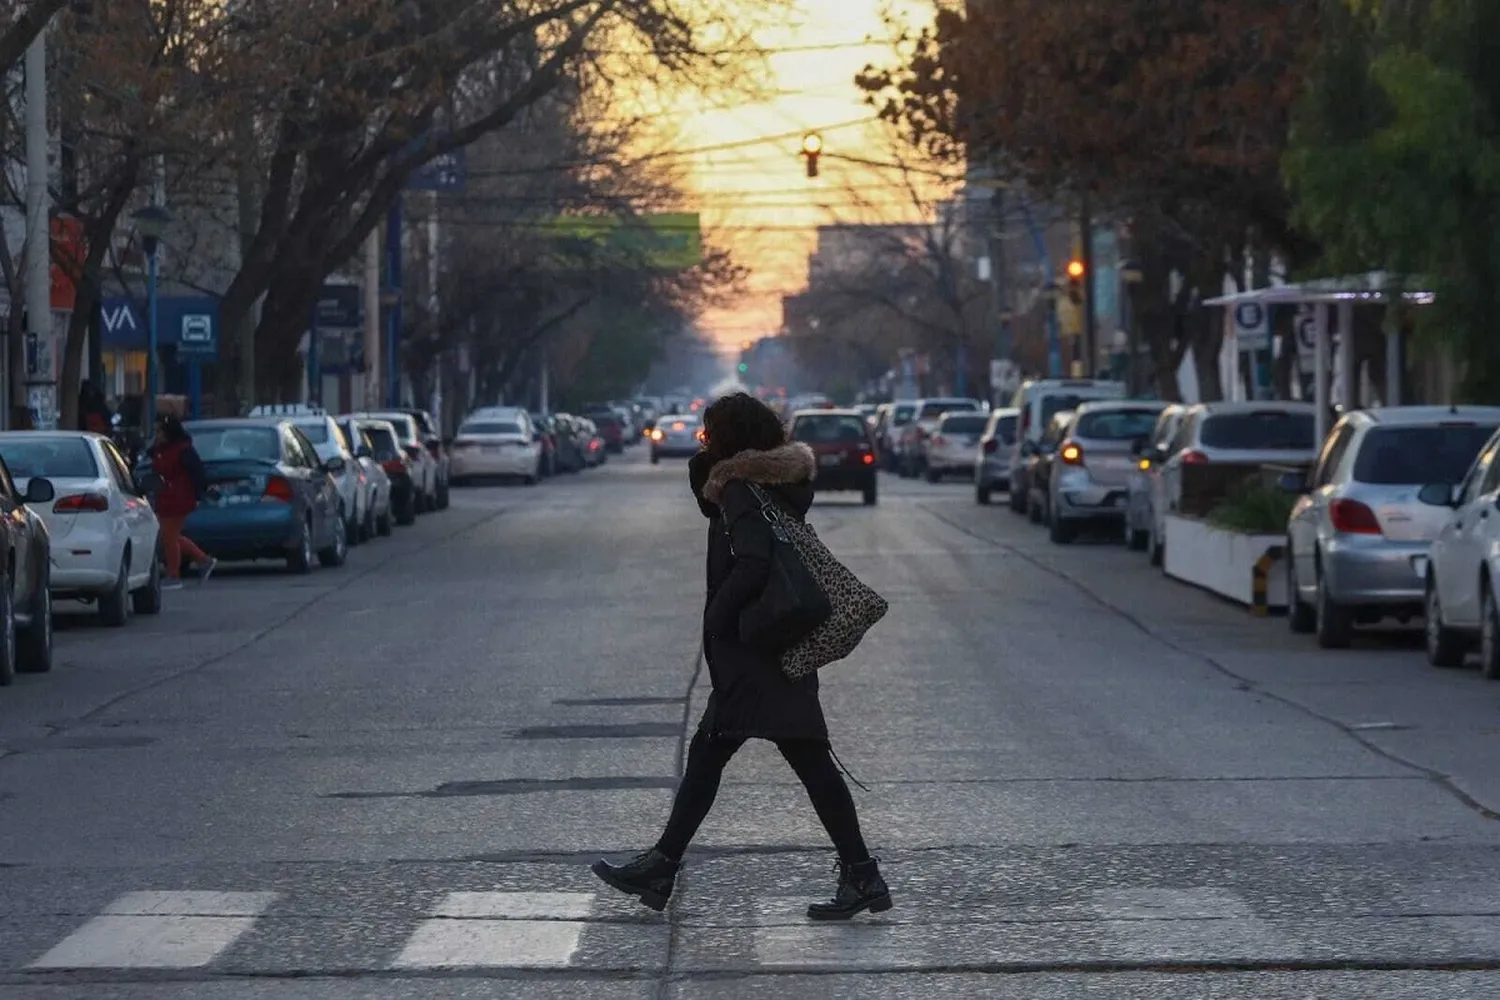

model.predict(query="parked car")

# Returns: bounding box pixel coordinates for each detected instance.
[1124,404,1188,556]
[578,418,607,466]
[387,407,451,508]
[789,409,878,504]
[1282,406,1500,649]
[0,453,55,683]
[529,413,559,476]
[650,412,704,463]
[1142,401,1318,566]
[338,419,393,538]
[924,411,990,483]
[897,397,986,478]
[0,431,161,626]
[550,414,590,473]
[179,419,348,573]
[346,412,440,511]
[1007,378,1126,515]
[875,401,917,472]
[584,408,627,453]
[975,407,1019,505]
[1043,400,1167,544]
[354,419,415,526]
[1025,411,1077,526]
[450,409,542,485]
[248,406,366,546]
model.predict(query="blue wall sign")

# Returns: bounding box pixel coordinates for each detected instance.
[98,295,219,359]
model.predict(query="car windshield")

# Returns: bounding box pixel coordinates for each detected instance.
[295,421,329,443]
[0,438,97,479]
[990,416,1017,442]
[1200,411,1315,450]
[1353,425,1498,485]
[919,401,977,420]
[461,422,523,435]
[892,404,916,424]
[793,416,868,444]
[363,427,398,458]
[187,426,281,462]
[1041,395,1088,424]
[1075,409,1162,441]
[940,415,987,435]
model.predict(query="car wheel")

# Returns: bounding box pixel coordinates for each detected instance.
[99,555,131,627]
[1426,574,1467,668]
[1314,561,1354,649]
[132,545,163,615]
[1127,522,1150,551]
[360,504,375,542]
[1048,502,1074,544]
[436,476,450,509]
[863,483,877,506]
[395,494,417,527]
[288,517,315,574]
[924,467,941,484]
[651,451,660,465]
[0,574,16,687]
[345,510,361,547]
[1028,494,1043,524]
[1286,549,1316,634]
[523,473,538,486]
[17,564,51,674]
[976,485,991,505]
[319,512,348,568]
[376,506,394,537]
[1148,520,1164,567]
[1480,578,1500,680]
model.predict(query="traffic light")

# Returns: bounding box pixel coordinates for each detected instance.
[737,362,749,373]
[1065,259,1085,303]
[801,133,822,178]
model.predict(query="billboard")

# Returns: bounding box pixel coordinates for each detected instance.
[543,213,702,271]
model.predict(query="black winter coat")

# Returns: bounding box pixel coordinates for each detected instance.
[691,442,829,743]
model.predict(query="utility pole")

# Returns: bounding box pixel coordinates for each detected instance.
[23,30,51,429]
[426,190,441,429]
[986,186,1010,405]
[363,229,380,409]
[1079,192,1097,379]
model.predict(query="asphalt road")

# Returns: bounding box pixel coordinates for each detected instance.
[2,447,1499,998]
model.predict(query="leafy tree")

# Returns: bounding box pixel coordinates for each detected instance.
[1285,0,1500,400]
[0,0,68,77]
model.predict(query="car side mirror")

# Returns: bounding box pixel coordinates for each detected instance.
[133,471,163,494]
[324,457,346,474]
[1276,470,1308,494]
[1418,482,1458,507]
[24,477,54,504]
[355,445,372,459]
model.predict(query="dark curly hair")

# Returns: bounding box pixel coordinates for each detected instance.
[702,392,785,459]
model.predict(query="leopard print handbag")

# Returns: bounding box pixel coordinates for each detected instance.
[746,484,890,679]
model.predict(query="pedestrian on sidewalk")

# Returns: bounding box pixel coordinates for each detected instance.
[148,414,217,590]
[592,391,890,920]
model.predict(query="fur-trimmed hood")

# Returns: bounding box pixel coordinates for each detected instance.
[702,442,816,503]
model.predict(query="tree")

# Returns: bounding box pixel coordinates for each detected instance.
[1285,0,1500,400]
[204,0,781,403]
[0,0,68,77]
[858,0,1323,399]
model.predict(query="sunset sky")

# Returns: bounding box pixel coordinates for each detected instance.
[641,0,942,352]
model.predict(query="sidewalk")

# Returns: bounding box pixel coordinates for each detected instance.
[920,495,1500,821]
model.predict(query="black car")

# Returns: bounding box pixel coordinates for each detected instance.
[0,454,56,684]
[356,419,417,526]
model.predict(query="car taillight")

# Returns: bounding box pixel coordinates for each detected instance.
[983,439,999,454]
[1060,442,1084,465]
[1330,498,1382,535]
[861,453,875,465]
[381,458,405,475]
[1180,449,1209,465]
[53,492,108,512]
[263,475,295,503]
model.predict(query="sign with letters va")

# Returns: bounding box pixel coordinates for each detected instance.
[101,300,141,338]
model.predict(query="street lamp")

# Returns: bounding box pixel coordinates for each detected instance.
[801,133,822,178]
[132,205,171,435]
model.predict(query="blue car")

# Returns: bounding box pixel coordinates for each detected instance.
[176,419,348,573]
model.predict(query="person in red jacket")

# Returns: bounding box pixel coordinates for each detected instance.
[149,415,217,590]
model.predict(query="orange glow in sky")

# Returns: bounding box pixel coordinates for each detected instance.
[645,0,941,352]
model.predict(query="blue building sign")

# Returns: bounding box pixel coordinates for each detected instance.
[98,295,220,359]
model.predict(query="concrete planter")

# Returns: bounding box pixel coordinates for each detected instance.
[1163,514,1287,612]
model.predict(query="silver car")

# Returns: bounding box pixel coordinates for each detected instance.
[975,407,1019,505]
[650,413,703,463]
[924,411,989,482]
[1124,403,1187,554]
[1044,400,1166,543]
[1285,406,1500,648]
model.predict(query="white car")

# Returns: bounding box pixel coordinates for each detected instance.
[248,405,365,544]
[450,411,542,484]
[1419,425,1500,675]
[0,431,161,625]
[348,411,440,510]
[338,418,393,538]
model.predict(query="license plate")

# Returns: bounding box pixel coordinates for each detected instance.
[819,455,842,467]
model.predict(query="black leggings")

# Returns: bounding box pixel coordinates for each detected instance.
[654,730,870,863]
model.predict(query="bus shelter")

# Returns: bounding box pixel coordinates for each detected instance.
[1204,272,1432,445]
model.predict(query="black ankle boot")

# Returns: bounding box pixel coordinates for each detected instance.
[591,848,680,912]
[807,857,892,921]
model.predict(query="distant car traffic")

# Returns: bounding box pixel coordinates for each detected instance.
[650,413,703,463]
[450,409,543,485]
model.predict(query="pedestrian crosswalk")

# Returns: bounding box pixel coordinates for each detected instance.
[12,879,1500,974]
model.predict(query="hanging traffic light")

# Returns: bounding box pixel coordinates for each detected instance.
[1065,259,1085,303]
[801,133,823,178]
[737,362,749,373]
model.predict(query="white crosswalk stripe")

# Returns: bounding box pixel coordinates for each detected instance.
[391,891,597,970]
[30,891,280,969]
[1091,886,1304,963]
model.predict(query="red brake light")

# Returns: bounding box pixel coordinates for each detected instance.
[1180,449,1209,465]
[1330,498,1382,535]
[53,492,108,512]
[983,439,999,454]
[1060,442,1084,465]
[861,452,875,465]
[263,475,295,503]
[380,458,405,475]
